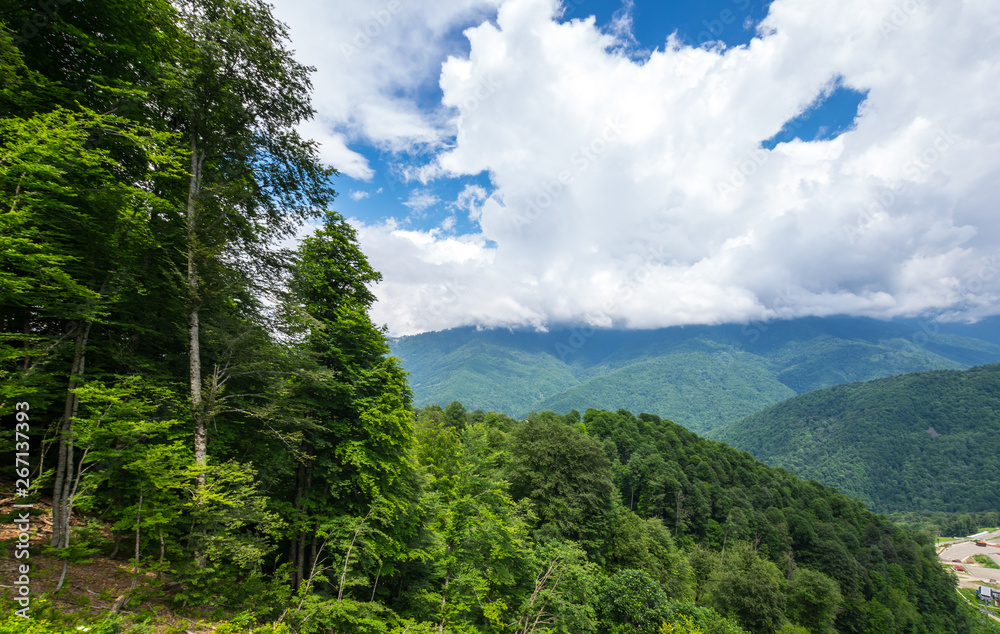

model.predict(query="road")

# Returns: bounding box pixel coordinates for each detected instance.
[939,534,1000,589]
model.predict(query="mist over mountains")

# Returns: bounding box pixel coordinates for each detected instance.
[392,315,1000,433]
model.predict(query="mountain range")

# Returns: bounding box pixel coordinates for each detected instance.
[391,315,1000,433]
[708,363,1000,513]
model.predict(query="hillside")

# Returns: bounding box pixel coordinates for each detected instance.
[400,405,981,633]
[709,364,1000,512]
[391,316,1000,432]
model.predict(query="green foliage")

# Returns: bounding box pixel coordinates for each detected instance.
[284,597,400,634]
[659,604,749,633]
[973,555,1000,569]
[0,599,147,633]
[784,567,842,633]
[578,407,978,633]
[505,412,615,553]
[699,543,786,634]
[775,625,811,634]
[1,3,990,632]
[712,364,1000,512]
[596,569,672,634]
[510,540,600,634]
[604,511,693,600]
[888,510,1000,539]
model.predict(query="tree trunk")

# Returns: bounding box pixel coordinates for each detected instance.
[290,444,313,590]
[159,531,166,568]
[134,489,143,569]
[187,134,206,487]
[291,457,306,589]
[439,565,450,634]
[295,528,307,591]
[309,534,318,588]
[51,322,91,548]
[186,134,208,569]
[339,506,375,601]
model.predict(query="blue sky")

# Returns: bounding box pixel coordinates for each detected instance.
[270,0,1000,335]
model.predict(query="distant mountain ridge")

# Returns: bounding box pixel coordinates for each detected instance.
[708,363,1000,512]
[391,316,1000,433]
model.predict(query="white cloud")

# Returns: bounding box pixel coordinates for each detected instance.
[296,120,374,180]
[349,189,370,201]
[269,0,503,176]
[451,183,489,220]
[342,0,1000,335]
[403,189,442,213]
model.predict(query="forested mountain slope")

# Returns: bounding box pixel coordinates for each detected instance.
[709,364,1000,512]
[0,2,988,631]
[392,316,1000,432]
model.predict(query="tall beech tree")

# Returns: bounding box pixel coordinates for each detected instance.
[165,0,335,492]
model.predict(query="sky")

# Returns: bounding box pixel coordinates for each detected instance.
[268,0,1000,336]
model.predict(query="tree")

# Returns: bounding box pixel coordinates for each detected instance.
[596,569,670,634]
[506,413,616,556]
[703,543,786,634]
[0,66,183,551]
[278,215,414,590]
[413,413,531,632]
[164,0,335,498]
[1,1,189,562]
[604,510,692,600]
[784,567,842,634]
[512,540,599,634]
[445,401,468,431]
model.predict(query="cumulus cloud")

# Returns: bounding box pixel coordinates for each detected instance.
[349,190,370,201]
[340,0,1000,334]
[269,0,503,178]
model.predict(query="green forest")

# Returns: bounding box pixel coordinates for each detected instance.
[0,1,990,632]
[710,364,1000,513]
[391,319,1000,433]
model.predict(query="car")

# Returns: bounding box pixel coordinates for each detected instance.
[955,565,965,572]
